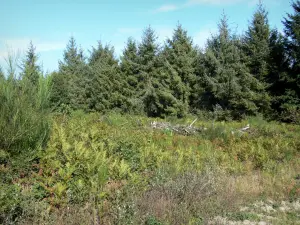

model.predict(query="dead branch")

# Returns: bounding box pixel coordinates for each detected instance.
[150,120,205,136]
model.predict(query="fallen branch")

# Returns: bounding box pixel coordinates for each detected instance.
[239,124,250,132]
[189,118,198,127]
[150,120,205,136]
[231,124,251,135]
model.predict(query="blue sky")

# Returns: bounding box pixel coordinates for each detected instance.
[0,0,293,72]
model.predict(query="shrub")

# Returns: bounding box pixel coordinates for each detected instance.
[0,75,51,222]
[0,76,51,156]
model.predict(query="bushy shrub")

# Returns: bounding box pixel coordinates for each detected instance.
[0,76,51,156]
[0,75,51,222]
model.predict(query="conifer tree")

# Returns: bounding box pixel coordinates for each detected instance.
[50,36,87,110]
[283,0,300,74]
[280,0,300,122]
[200,14,269,119]
[120,38,144,113]
[59,36,85,73]
[266,29,289,118]
[89,42,129,112]
[135,26,178,117]
[49,71,69,109]
[192,49,206,110]
[244,0,270,82]
[137,26,159,88]
[162,24,197,116]
[20,41,41,87]
[137,26,162,117]
[120,37,139,95]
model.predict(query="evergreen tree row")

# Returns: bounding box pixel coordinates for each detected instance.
[4,1,299,122]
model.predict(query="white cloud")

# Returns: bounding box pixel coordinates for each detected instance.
[36,42,65,52]
[0,38,66,71]
[0,38,65,57]
[154,4,179,13]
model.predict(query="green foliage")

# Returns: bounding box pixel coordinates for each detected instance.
[137,26,165,117]
[161,24,197,117]
[39,121,109,204]
[0,183,22,222]
[0,69,50,157]
[267,29,290,120]
[198,14,270,118]
[50,36,88,111]
[49,71,69,109]
[2,3,300,223]
[21,42,41,88]
[0,56,51,223]
[0,66,5,80]
[44,3,299,121]
[283,0,300,74]
[1,111,300,223]
[244,0,270,82]
[280,1,300,123]
[120,38,139,94]
[20,41,41,88]
[88,42,130,112]
[226,212,260,221]
[146,216,163,225]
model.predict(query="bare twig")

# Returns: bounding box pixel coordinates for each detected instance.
[189,118,198,127]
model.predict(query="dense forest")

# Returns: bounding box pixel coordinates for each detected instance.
[0,1,300,224]
[49,0,300,122]
[2,1,299,122]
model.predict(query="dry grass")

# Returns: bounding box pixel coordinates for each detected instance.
[15,164,299,225]
[134,163,300,225]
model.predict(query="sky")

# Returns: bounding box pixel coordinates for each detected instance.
[0,0,294,73]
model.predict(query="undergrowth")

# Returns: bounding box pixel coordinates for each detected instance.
[1,112,300,224]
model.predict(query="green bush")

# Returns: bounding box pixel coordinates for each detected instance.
[145,216,163,225]
[0,76,51,156]
[0,75,51,222]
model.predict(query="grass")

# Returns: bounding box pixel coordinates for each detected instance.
[1,112,300,224]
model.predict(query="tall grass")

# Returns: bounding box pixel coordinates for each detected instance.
[0,75,299,224]
[0,76,51,156]
[0,71,51,224]
[7,112,297,224]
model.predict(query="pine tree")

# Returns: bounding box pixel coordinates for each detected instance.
[49,71,69,109]
[134,26,177,117]
[59,36,85,73]
[88,42,129,112]
[20,41,41,87]
[120,38,143,113]
[162,23,197,116]
[155,53,185,117]
[283,0,300,74]
[200,14,269,119]
[193,48,206,110]
[244,0,270,82]
[137,26,162,117]
[120,38,139,94]
[266,29,289,118]
[137,26,159,89]
[280,0,300,122]
[50,36,88,111]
